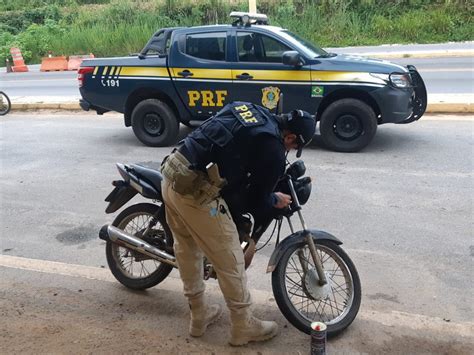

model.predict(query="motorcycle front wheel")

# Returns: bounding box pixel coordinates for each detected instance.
[105,203,174,290]
[272,239,361,337]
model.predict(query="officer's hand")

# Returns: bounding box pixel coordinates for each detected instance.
[273,192,292,209]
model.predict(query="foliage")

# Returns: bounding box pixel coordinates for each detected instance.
[0,0,472,65]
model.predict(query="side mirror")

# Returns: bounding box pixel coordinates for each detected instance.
[282,51,303,67]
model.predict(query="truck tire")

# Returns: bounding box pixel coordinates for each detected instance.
[131,99,179,147]
[320,99,377,152]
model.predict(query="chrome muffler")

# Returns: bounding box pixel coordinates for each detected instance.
[99,225,176,267]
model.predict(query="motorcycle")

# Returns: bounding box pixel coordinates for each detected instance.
[99,159,361,337]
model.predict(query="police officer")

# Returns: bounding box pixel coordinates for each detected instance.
[161,102,315,346]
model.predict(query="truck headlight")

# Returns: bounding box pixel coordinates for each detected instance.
[370,72,412,88]
[389,73,411,88]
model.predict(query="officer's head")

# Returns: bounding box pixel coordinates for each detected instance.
[282,110,316,157]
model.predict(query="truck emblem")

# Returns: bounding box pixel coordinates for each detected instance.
[261,86,280,110]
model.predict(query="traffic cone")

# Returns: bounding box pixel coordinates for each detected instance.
[10,47,29,72]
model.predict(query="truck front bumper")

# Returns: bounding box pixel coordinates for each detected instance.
[372,67,427,124]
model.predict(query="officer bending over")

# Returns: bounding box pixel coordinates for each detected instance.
[161,102,315,346]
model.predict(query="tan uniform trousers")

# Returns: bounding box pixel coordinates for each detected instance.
[162,177,252,316]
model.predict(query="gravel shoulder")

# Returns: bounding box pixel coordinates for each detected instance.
[1,259,473,354]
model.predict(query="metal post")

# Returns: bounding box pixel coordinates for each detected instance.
[249,0,257,13]
[6,58,12,73]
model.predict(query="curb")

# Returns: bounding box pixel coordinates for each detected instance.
[12,103,82,111]
[11,102,473,114]
[426,102,472,113]
[345,50,474,60]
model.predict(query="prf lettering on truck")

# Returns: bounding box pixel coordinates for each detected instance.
[187,90,228,107]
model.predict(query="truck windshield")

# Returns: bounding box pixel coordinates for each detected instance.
[279,30,328,58]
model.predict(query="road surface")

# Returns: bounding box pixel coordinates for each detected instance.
[0,112,472,353]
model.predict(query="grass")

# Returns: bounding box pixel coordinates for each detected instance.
[0,0,472,64]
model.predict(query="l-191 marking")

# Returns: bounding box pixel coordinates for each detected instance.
[101,79,120,87]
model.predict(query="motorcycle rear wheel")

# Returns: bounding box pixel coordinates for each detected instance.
[272,239,361,337]
[105,203,174,290]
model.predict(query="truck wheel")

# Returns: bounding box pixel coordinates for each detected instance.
[131,99,179,147]
[320,99,377,152]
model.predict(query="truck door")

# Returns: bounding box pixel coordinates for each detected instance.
[230,30,312,113]
[169,30,234,119]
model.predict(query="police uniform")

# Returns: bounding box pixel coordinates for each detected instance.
[161,102,314,345]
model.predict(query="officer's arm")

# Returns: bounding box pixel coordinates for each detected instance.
[246,135,286,222]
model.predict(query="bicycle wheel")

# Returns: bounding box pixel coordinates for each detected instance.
[0,92,11,116]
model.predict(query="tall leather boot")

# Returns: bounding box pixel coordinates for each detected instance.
[229,311,278,346]
[188,296,222,337]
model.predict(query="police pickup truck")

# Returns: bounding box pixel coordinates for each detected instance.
[78,12,427,152]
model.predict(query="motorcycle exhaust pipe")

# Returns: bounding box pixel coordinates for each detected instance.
[99,224,176,267]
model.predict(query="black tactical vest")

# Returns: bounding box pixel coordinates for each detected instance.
[181,102,282,188]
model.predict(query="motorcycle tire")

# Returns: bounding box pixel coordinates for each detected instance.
[271,239,361,337]
[105,203,174,290]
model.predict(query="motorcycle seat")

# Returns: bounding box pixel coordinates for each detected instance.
[130,164,163,192]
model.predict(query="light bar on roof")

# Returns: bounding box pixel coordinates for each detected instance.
[230,12,268,25]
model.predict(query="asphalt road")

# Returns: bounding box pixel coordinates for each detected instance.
[0,112,472,353]
[326,41,474,54]
[1,56,472,98]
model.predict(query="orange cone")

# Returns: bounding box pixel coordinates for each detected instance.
[10,47,28,72]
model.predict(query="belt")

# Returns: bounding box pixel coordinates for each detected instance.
[163,148,222,203]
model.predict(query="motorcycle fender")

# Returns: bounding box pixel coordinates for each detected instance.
[266,229,342,273]
[105,183,138,214]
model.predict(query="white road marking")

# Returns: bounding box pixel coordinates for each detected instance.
[1,254,473,337]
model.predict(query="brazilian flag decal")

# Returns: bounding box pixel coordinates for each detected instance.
[311,86,324,97]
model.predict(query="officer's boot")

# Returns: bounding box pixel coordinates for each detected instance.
[188,296,222,337]
[229,311,278,346]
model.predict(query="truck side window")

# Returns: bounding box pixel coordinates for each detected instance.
[237,32,290,63]
[185,32,226,61]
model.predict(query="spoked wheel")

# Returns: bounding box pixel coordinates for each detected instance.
[0,91,11,116]
[272,239,361,337]
[105,203,174,290]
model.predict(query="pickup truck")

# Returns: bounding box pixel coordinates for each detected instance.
[78,12,427,152]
